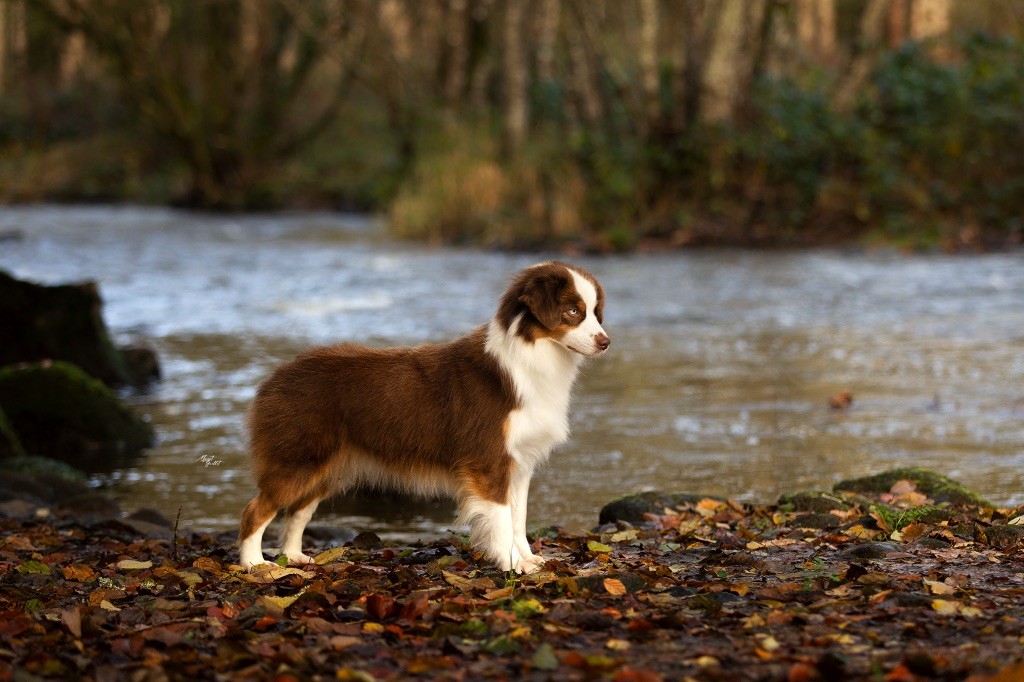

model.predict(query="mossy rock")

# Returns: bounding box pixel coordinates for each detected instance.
[777,490,864,513]
[833,468,989,507]
[983,525,1024,548]
[0,405,26,458]
[0,455,88,483]
[0,270,132,386]
[598,491,724,525]
[0,361,153,471]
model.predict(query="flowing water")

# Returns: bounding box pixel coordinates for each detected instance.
[2,205,1023,540]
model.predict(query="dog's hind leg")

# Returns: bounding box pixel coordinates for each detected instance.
[238,494,278,568]
[279,495,321,566]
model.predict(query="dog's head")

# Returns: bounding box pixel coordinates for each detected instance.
[498,261,610,356]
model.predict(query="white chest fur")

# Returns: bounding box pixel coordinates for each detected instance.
[485,318,582,468]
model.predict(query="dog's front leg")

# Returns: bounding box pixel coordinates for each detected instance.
[460,495,538,573]
[510,462,544,572]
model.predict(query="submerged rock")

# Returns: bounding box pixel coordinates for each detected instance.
[0,361,154,471]
[834,467,989,507]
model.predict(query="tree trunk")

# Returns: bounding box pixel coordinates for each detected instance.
[536,0,559,83]
[443,0,469,109]
[909,0,950,40]
[795,0,836,65]
[833,0,890,113]
[638,0,658,128]
[701,0,747,124]
[503,0,527,153]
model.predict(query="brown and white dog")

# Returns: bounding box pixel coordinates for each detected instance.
[238,261,609,574]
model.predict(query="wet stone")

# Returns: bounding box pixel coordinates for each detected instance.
[836,541,905,561]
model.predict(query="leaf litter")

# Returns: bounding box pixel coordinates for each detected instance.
[0,478,1022,680]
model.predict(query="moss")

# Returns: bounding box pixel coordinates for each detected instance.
[777,490,865,513]
[0,361,153,471]
[833,468,989,507]
[983,525,1024,548]
[870,504,952,532]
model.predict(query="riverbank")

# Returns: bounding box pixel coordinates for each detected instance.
[2,468,1021,681]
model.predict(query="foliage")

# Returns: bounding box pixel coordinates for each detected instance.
[0,0,1022,250]
[1,473,1023,679]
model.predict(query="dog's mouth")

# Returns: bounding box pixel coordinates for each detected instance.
[566,343,608,357]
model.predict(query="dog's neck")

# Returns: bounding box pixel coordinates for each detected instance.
[484,315,583,408]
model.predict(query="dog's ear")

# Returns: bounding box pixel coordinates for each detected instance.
[519,271,565,330]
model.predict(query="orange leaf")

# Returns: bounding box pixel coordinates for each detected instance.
[603,578,627,596]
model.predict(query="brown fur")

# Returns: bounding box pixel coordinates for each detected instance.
[238,327,518,543]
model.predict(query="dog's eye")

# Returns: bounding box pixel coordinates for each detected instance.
[568,307,579,316]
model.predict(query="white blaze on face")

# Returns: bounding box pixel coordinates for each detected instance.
[562,269,608,356]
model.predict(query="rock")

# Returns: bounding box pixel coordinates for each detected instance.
[793,512,841,529]
[0,465,119,517]
[598,491,722,524]
[303,524,358,546]
[983,525,1024,548]
[0,406,26,458]
[120,346,161,386]
[352,531,382,549]
[0,270,136,386]
[0,454,88,482]
[777,490,859,513]
[126,507,173,528]
[0,361,154,471]
[836,541,906,560]
[834,467,989,507]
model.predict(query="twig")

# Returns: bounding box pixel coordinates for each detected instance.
[172,506,182,561]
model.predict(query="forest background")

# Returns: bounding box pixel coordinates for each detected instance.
[0,0,1022,251]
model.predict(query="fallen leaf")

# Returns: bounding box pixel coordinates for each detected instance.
[587,540,613,553]
[60,607,81,638]
[610,529,639,543]
[257,594,299,615]
[483,586,515,601]
[330,635,362,650]
[116,560,153,570]
[931,599,961,615]
[16,560,50,575]
[442,570,495,592]
[532,643,559,671]
[606,638,630,651]
[603,578,627,596]
[61,564,95,581]
[924,579,955,595]
[314,547,349,565]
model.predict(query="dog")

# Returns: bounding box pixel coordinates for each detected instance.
[238,261,609,574]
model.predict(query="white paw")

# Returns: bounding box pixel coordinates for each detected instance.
[515,555,545,574]
[285,552,315,567]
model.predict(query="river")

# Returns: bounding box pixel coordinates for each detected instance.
[2,205,1023,540]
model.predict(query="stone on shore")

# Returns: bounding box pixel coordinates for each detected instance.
[598,491,724,525]
[834,467,990,506]
[0,361,154,471]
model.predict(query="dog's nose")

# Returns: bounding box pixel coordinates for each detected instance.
[595,333,611,351]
